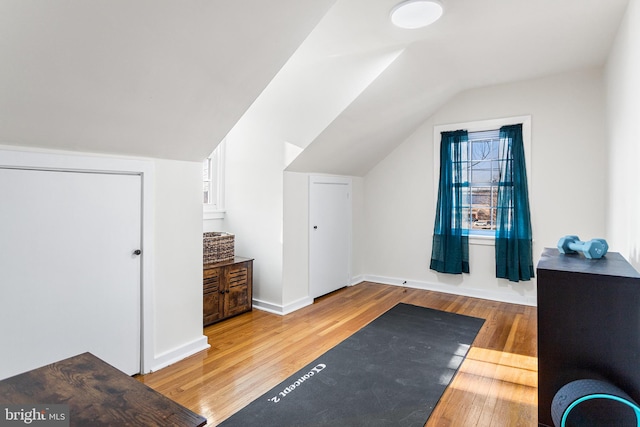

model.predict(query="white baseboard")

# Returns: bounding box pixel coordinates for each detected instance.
[363,275,537,307]
[253,296,314,315]
[282,296,314,314]
[350,275,365,286]
[252,275,363,316]
[251,298,281,314]
[147,335,210,373]
[252,273,535,319]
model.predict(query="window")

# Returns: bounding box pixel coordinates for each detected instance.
[433,116,531,242]
[203,140,225,215]
[461,129,501,235]
[431,117,534,280]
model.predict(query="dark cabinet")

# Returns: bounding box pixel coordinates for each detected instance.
[203,257,253,326]
[536,248,640,426]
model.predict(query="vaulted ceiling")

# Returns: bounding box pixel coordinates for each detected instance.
[0,0,630,175]
[0,0,335,159]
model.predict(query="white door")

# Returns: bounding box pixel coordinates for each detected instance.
[309,176,351,299]
[0,168,142,379]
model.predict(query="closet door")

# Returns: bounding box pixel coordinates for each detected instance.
[0,168,142,379]
[309,175,351,299]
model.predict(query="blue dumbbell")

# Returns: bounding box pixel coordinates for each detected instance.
[557,235,609,259]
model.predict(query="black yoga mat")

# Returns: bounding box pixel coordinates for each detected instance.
[219,303,485,427]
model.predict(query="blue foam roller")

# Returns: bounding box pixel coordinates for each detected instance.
[552,378,640,427]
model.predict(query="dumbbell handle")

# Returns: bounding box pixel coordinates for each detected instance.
[569,239,607,259]
[557,236,608,259]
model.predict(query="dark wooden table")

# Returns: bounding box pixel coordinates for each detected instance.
[0,352,206,426]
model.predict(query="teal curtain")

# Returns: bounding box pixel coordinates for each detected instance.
[430,130,469,274]
[495,124,534,282]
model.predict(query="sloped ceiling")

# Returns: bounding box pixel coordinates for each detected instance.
[280,0,630,176]
[0,0,630,171]
[0,0,335,160]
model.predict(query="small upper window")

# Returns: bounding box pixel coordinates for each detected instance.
[203,140,225,210]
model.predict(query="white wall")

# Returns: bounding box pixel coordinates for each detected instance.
[203,216,225,232]
[362,68,607,305]
[223,124,286,308]
[605,0,640,270]
[151,159,209,369]
[351,176,366,282]
[282,171,311,312]
[224,125,364,312]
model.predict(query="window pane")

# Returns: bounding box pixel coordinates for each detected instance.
[452,161,468,183]
[471,185,492,229]
[203,181,211,204]
[464,129,505,235]
[203,140,226,209]
[471,139,498,160]
[489,208,497,229]
[434,124,533,239]
[491,160,501,183]
[460,140,469,162]
[471,206,492,228]
[471,186,492,205]
[492,139,500,158]
[203,159,210,180]
[471,164,493,183]
[461,187,471,206]
[462,207,472,229]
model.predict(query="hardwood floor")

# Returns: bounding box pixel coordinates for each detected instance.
[136,282,538,426]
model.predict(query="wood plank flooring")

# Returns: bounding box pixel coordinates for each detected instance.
[136,282,538,426]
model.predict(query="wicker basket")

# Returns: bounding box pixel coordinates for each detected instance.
[203,232,234,264]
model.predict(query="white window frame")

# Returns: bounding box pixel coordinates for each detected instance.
[433,115,532,246]
[203,140,226,220]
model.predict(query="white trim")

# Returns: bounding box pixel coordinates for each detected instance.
[203,140,226,211]
[203,205,225,221]
[309,174,354,185]
[469,235,496,246]
[350,274,365,286]
[252,299,285,315]
[283,296,314,314]
[252,296,315,316]
[148,336,210,372]
[214,140,226,210]
[0,146,157,374]
[258,273,536,317]
[253,272,363,316]
[361,275,537,307]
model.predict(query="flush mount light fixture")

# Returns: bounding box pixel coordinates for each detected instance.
[390,0,443,29]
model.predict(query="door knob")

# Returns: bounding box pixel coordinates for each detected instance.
[313,225,318,229]
[133,249,142,256]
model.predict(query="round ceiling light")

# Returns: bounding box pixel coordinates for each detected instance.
[390,0,443,29]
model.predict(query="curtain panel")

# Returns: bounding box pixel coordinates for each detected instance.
[430,130,469,274]
[495,124,534,282]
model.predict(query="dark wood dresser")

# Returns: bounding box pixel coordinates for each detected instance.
[203,257,253,326]
[537,248,640,426]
